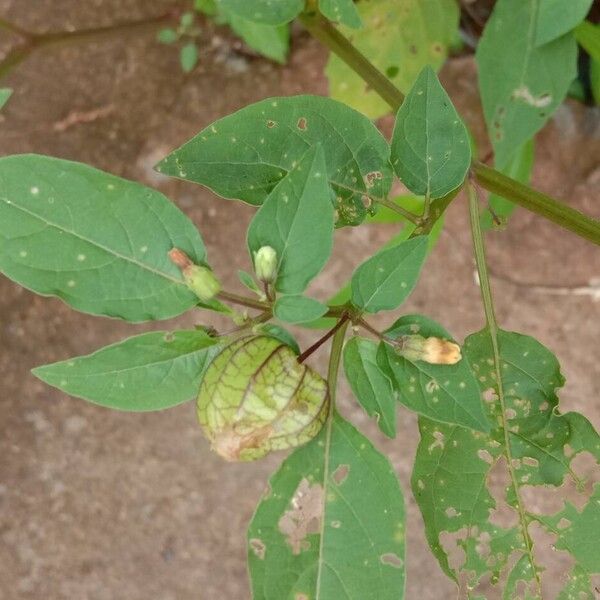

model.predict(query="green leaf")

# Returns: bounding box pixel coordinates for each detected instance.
[155,95,393,227]
[476,0,577,168]
[377,315,490,432]
[480,139,535,230]
[326,0,460,118]
[350,236,427,313]
[274,295,328,324]
[0,88,12,110]
[343,337,396,437]
[247,145,334,295]
[227,15,289,63]
[237,269,261,295]
[391,66,471,198]
[180,42,199,72]
[216,0,303,25]
[257,323,300,355]
[157,28,179,44]
[575,20,600,62]
[306,205,445,329]
[32,330,219,411]
[412,328,600,596]
[0,154,206,322]
[180,11,195,28]
[248,412,405,599]
[535,0,593,46]
[319,0,362,29]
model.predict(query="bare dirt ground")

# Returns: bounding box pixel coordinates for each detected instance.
[1,2,599,599]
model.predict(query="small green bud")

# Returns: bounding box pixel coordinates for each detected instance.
[253,245,278,283]
[397,334,461,365]
[168,248,221,302]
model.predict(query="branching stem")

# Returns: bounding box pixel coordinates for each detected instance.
[298,313,349,363]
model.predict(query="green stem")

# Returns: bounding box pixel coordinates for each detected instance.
[472,162,600,246]
[298,11,404,112]
[326,318,349,396]
[217,290,269,311]
[301,10,600,245]
[467,182,542,596]
[377,197,420,224]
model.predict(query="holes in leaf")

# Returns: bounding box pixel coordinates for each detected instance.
[385,65,399,78]
[278,479,323,555]
[266,120,277,128]
[249,538,266,560]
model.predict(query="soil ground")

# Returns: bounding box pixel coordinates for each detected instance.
[0,2,599,599]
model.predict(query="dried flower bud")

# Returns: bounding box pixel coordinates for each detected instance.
[253,246,278,283]
[397,334,461,365]
[197,336,328,461]
[169,248,221,302]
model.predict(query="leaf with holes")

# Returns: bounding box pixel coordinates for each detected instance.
[248,412,406,599]
[274,295,328,324]
[343,337,397,438]
[412,327,600,597]
[319,0,362,28]
[391,66,471,198]
[155,95,393,227]
[480,139,535,230]
[32,330,219,411]
[247,145,334,295]
[0,88,12,110]
[377,315,490,432]
[326,0,459,118]
[476,0,577,168]
[0,154,207,322]
[351,236,428,313]
[535,0,594,46]
[216,0,303,25]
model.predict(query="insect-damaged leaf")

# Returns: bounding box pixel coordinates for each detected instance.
[412,328,600,597]
[215,0,303,25]
[248,412,406,599]
[391,66,471,199]
[155,95,393,227]
[350,236,428,313]
[343,337,397,438]
[247,145,334,295]
[476,0,577,168]
[377,315,490,433]
[326,0,459,118]
[32,330,219,411]
[0,154,207,322]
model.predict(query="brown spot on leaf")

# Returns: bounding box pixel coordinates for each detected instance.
[297,117,307,130]
[267,120,277,128]
[278,479,323,555]
[332,464,349,485]
[249,538,266,560]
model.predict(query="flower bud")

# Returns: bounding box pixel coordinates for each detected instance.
[253,246,278,283]
[197,336,328,461]
[169,248,221,302]
[397,334,461,365]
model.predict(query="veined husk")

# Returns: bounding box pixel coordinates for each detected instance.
[197,336,329,461]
